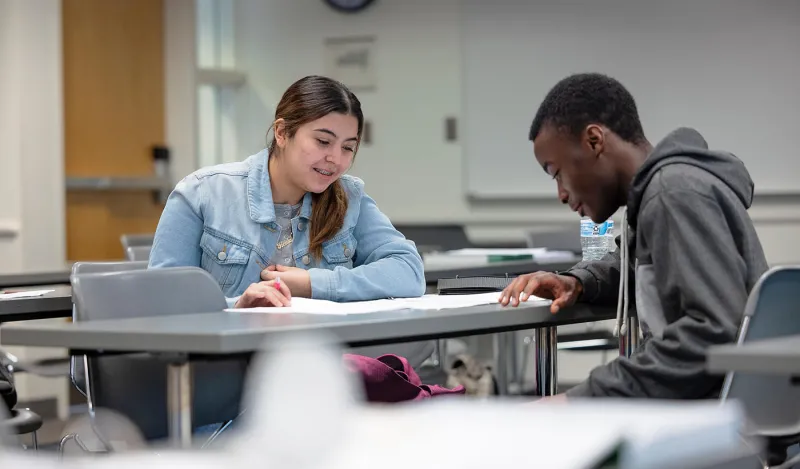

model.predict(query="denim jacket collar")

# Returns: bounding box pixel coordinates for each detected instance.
[246,149,313,224]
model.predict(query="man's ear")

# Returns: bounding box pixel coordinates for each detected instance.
[585,124,605,156]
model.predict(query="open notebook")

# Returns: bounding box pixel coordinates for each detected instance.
[225,292,550,315]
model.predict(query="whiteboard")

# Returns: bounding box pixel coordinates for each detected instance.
[461,0,800,198]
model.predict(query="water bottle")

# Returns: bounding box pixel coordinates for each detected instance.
[580,217,612,262]
[605,220,616,253]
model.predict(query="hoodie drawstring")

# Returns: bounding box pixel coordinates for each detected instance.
[614,208,629,337]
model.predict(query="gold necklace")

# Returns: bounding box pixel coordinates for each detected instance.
[276,234,293,250]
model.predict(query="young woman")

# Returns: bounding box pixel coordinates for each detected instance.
[149,75,426,307]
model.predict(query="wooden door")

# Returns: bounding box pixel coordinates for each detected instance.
[63,0,165,261]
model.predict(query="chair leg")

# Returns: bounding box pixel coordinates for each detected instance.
[59,433,92,459]
[518,335,533,390]
[201,420,233,449]
[31,431,38,451]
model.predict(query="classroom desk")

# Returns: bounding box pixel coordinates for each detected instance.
[0,269,72,289]
[423,259,579,288]
[707,335,800,376]
[1,301,614,447]
[0,285,73,322]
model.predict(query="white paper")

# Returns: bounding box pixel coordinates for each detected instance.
[0,289,55,300]
[225,292,549,315]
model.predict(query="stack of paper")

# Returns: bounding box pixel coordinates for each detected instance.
[0,289,54,300]
[225,292,550,315]
[423,248,577,270]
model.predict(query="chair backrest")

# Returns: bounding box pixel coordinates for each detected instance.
[71,267,245,441]
[393,224,471,254]
[69,261,150,396]
[120,233,154,251]
[525,228,581,254]
[71,261,149,278]
[720,266,800,437]
[125,245,151,262]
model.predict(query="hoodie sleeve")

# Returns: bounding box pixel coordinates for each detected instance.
[566,188,747,398]
[565,236,623,307]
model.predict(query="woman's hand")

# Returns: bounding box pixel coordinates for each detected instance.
[261,265,312,298]
[234,280,292,308]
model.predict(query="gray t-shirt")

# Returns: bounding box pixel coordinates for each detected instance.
[269,202,302,267]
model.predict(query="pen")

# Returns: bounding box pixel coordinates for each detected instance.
[274,275,281,290]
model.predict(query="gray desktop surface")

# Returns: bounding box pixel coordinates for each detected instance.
[0,270,71,289]
[707,335,800,376]
[0,285,73,322]
[1,302,614,355]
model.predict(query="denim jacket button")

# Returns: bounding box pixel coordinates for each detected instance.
[302,255,310,265]
[217,251,227,261]
[298,222,306,231]
[344,248,352,257]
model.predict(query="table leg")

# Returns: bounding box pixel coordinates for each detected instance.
[507,332,519,391]
[534,327,558,396]
[495,333,509,395]
[167,361,192,448]
[619,315,640,358]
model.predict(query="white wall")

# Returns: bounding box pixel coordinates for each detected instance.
[230,0,800,266]
[0,0,68,417]
[0,0,66,274]
[228,0,799,386]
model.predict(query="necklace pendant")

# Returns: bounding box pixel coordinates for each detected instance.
[276,236,293,250]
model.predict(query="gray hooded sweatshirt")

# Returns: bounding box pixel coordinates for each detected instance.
[565,127,768,399]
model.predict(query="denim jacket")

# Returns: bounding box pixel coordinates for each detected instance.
[149,149,425,305]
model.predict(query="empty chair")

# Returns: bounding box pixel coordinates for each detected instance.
[120,233,154,252]
[70,267,245,444]
[524,228,581,254]
[1,366,42,451]
[720,266,800,468]
[393,224,471,254]
[125,245,151,262]
[69,261,149,396]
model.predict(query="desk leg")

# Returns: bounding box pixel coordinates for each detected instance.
[534,327,558,396]
[167,361,192,448]
[619,316,640,358]
[495,333,509,396]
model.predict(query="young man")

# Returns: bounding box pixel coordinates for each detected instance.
[499,73,768,399]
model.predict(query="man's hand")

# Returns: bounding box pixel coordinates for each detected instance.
[498,271,583,313]
[234,280,292,308]
[261,265,312,298]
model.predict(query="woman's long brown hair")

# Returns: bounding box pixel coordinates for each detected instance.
[268,75,364,261]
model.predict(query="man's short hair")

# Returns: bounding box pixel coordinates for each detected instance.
[529,73,646,145]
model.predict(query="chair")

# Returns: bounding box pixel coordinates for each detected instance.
[125,245,151,262]
[393,224,472,254]
[524,228,582,255]
[120,234,154,252]
[1,366,42,450]
[67,266,245,448]
[69,261,149,397]
[720,266,800,468]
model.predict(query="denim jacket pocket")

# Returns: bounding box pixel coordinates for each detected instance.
[320,234,358,269]
[199,230,251,290]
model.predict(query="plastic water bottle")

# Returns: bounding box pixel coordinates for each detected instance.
[605,220,616,253]
[580,217,612,261]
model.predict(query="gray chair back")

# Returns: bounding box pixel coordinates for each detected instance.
[525,228,581,254]
[393,224,471,254]
[120,233,154,251]
[71,266,245,441]
[125,246,151,262]
[720,266,800,437]
[69,261,149,395]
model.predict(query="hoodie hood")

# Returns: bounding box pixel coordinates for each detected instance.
[627,127,755,226]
